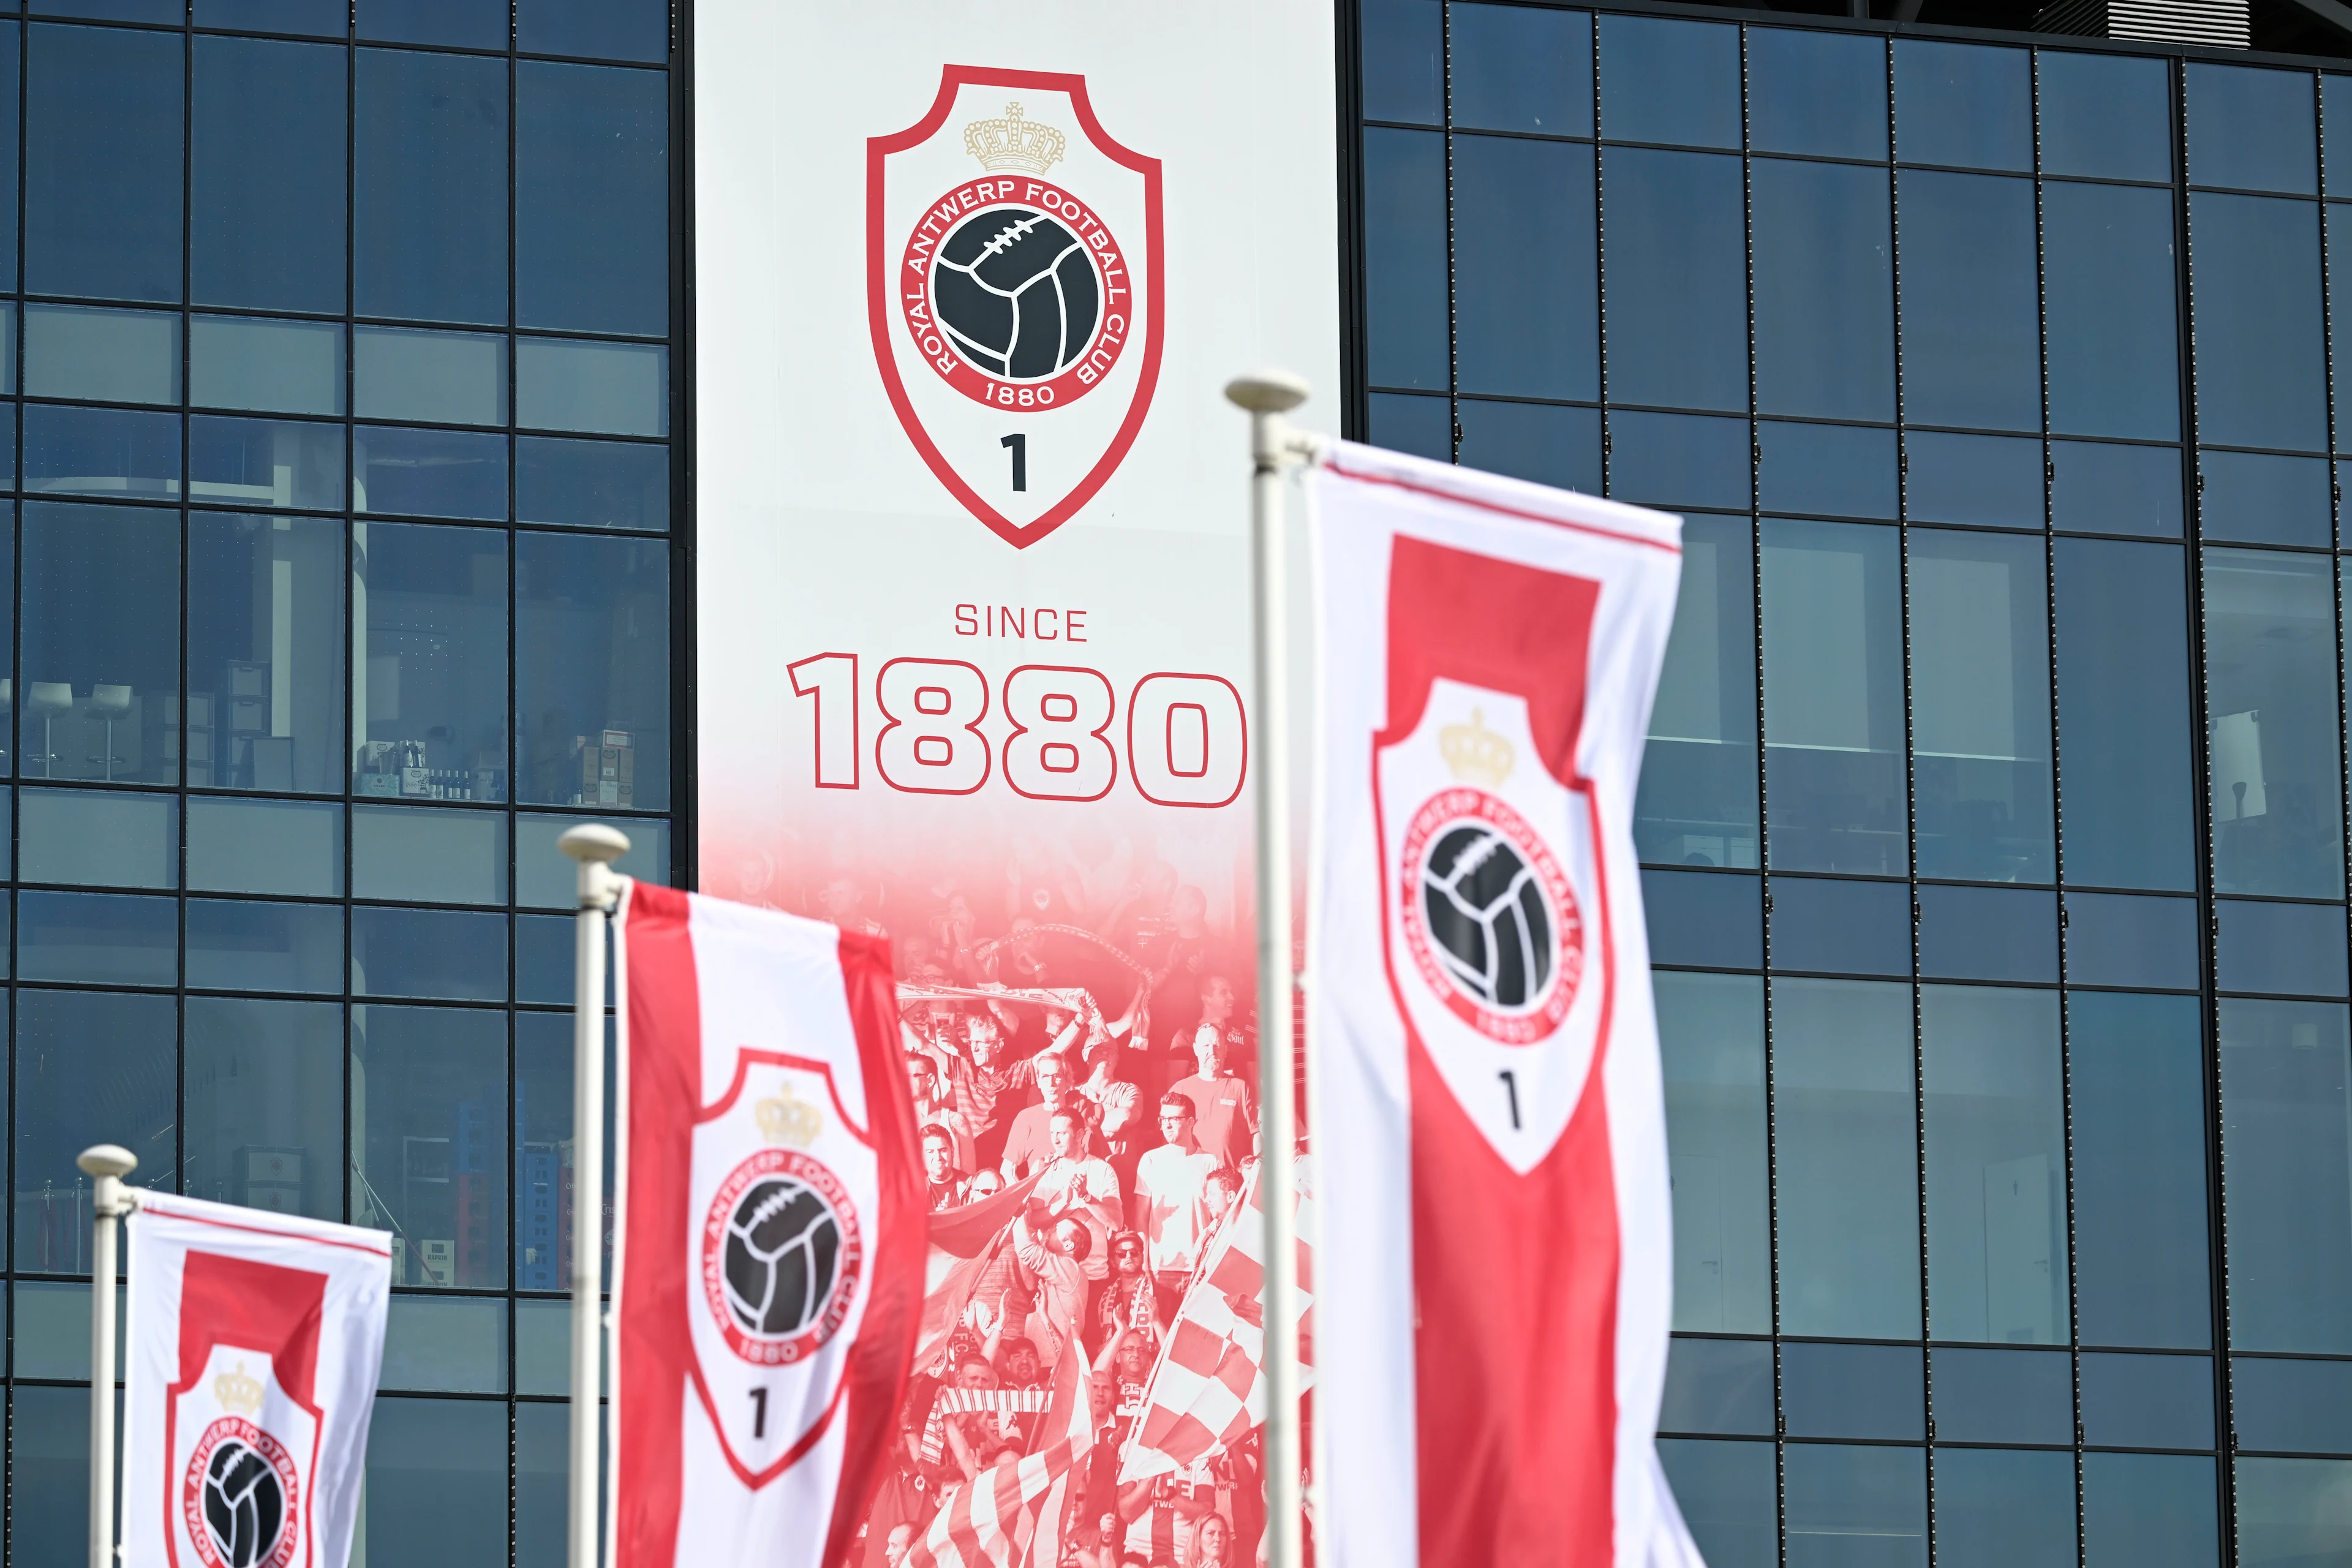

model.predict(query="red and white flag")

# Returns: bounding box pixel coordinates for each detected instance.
[1308,441,1704,1567]
[614,884,926,1568]
[121,1194,391,1568]
[904,1340,1093,1568]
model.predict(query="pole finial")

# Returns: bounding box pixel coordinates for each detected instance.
[559,823,632,865]
[1224,370,1311,414]
[77,1145,136,1180]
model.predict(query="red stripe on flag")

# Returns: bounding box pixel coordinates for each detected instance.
[1139,1409,1218,1469]
[1213,1344,1256,1401]
[1207,1246,1262,1300]
[1166,1318,1227,1378]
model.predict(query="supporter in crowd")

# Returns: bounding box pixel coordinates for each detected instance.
[1011,1197,1092,1368]
[921,1125,971,1213]
[908,1055,975,1174]
[1095,1230,1158,1352]
[1131,1094,1219,1321]
[1001,1052,1078,1180]
[1167,990,1257,1170]
[1033,1109,1122,1280]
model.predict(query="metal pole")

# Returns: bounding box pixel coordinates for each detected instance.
[1225,369,1314,1568]
[559,824,630,1568]
[78,1143,137,1568]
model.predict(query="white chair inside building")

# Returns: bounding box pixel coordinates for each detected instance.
[26,681,71,777]
[88,684,132,781]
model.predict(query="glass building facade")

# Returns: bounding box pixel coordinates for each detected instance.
[1364,4,2352,1565]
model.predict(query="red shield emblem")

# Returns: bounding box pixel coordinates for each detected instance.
[868,66,1164,549]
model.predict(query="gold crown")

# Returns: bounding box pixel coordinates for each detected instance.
[756,1085,823,1149]
[214,1361,265,1417]
[1440,709,1515,787]
[963,103,1066,174]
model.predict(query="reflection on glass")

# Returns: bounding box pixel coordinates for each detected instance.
[2235,1459,2352,1564]
[2190,192,2328,453]
[1637,516,1757,869]
[1783,1444,1927,1568]
[380,1295,508,1393]
[192,34,346,315]
[1363,128,1447,390]
[2037,50,2172,183]
[1361,0,1442,125]
[2186,63,2318,195]
[1746,28,1886,160]
[26,23,183,304]
[519,1012,616,1289]
[2043,180,2180,441]
[23,406,179,499]
[363,1398,509,1567]
[21,502,179,785]
[353,427,510,521]
[351,1005,508,1289]
[1658,974,1768,1333]
[1453,135,1596,402]
[15,990,172,1271]
[1448,2,1591,136]
[1658,1439,1776,1568]
[1751,158,1894,423]
[189,514,346,792]
[11,1387,90,1568]
[353,521,509,802]
[352,906,509,1001]
[1762,519,1906,875]
[1771,978,1920,1339]
[1892,39,2032,172]
[17,890,175,987]
[1602,148,1747,413]
[516,1401,567,1568]
[184,997,342,1221]
[1932,1449,2075,1568]
[2071,993,2212,1347]
[1923,986,2067,1344]
[516,60,670,336]
[2082,1453,2217,1567]
[355,48,509,326]
[188,418,345,513]
[2054,539,2197,891]
[186,899,344,994]
[2203,551,2342,898]
[2220,999,2352,1353]
[1909,529,2052,883]
[516,437,668,533]
[1896,170,2040,432]
[1596,15,1740,149]
[516,532,669,810]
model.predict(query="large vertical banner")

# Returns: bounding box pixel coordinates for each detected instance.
[695,6,1335,1562]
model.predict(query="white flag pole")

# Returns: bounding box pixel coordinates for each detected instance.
[1226,371,1317,1568]
[559,824,630,1568]
[78,1143,138,1568]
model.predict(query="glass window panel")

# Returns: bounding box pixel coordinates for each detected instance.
[190,317,346,418]
[518,1009,613,1285]
[1452,135,1596,402]
[1449,2,1589,136]
[380,1296,508,1392]
[1453,400,1599,494]
[1607,411,1751,511]
[1922,986,2067,1344]
[2237,1458,2352,1564]
[352,1005,507,1287]
[516,531,669,810]
[1893,39,2030,171]
[2054,538,2197,891]
[355,327,510,428]
[22,405,179,500]
[2038,50,2173,183]
[39,0,178,18]
[2234,1359,2352,1454]
[2044,180,2180,442]
[2331,76,2352,196]
[1896,171,2040,432]
[516,813,666,907]
[1368,391,1448,461]
[1363,128,1447,390]
[353,905,508,1001]
[24,304,181,404]
[1909,529,2052,881]
[1771,977,1921,1338]
[188,418,345,514]
[1658,973,1768,1333]
[1917,886,2057,983]
[354,427,509,521]
[2332,206,2352,453]
[2220,998,2352,1351]
[2079,1351,2214,1446]
[1637,515,1757,870]
[192,36,345,314]
[1600,148,1747,413]
[2082,1453,2217,1568]
[2191,192,2328,453]
[519,0,665,61]
[21,502,179,787]
[1660,1338,1773,1434]
[1657,1439,1776,1568]
[2070,992,2212,1348]
[195,0,348,35]
[363,1398,509,1568]
[1746,28,1885,160]
[351,805,508,905]
[15,1280,110,1378]
[0,301,17,393]
[516,339,670,437]
[1781,1341,1924,1439]
[1762,518,1907,875]
[515,1297,572,1393]
[1784,1444,1927,1568]
[1932,1449,2075,1568]
[1643,871,1761,966]
[10,1387,93,1568]
[2217,900,2350,998]
[356,48,509,326]
[1360,0,1441,125]
[18,787,175,888]
[183,996,343,1221]
[353,521,509,801]
[2199,450,2332,548]
[189,515,346,794]
[1597,15,1739,149]
[2187,64,2317,195]
[26,23,182,302]
[2064,893,2201,990]
[0,28,20,292]
[517,437,669,532]
[2204,551,2343,897]
[357,0,505,49]
[516,912,570,1005]
[18,889,173,985]
[1928,1346,2072,1444]
[16,989,172,1269]
[518,62,668,334]
[187,898,344,993]
[1751,159,1894,423]
[1756,422,1898,520]
[2051,440,2183,537]
[1769,875,1912,976]
[516,1403,568,1568]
